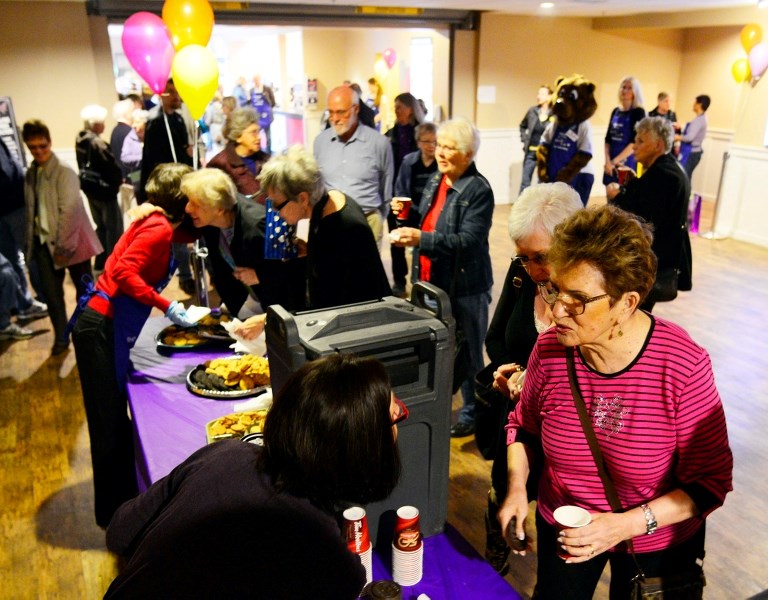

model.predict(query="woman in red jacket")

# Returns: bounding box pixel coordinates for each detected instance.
[71,163,197,528]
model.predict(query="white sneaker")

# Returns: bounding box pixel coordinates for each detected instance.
[17,299,48,322]
[0,323,34,340]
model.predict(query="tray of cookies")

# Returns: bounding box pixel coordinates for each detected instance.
[205,409,268,443]
[156,313,233,352]
[186,354,270,400]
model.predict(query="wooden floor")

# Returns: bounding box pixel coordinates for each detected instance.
[1,201,767,599]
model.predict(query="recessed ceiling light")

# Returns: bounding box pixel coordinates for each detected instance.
[541,2,555,8]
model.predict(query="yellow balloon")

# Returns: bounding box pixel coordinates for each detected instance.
[162,0,214,50]
[171,45,219,120]
[374,55,389,82]
[740,23,763,54]
[732,57,751,83]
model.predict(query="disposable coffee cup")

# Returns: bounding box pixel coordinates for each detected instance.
[393,505,422,552]
[343,506,371,554]
[553,505,591,559]
[392,197,412,221]
[617,166,632,185]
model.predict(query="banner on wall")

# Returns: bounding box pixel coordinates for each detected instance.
[0,97,26,167]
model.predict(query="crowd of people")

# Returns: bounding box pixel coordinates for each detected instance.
[0,73,732,599]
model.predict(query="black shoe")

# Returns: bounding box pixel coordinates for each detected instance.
[450,422,475,438]
[179,279,197,296]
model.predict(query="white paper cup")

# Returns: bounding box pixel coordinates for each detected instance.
[553,505,591,529]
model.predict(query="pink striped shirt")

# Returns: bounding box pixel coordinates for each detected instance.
[506,316,733,553]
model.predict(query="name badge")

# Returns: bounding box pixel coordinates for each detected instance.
[565,129,579,142]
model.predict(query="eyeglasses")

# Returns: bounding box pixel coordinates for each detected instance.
[538,281,610,316]
[392,396,409,426]
[436,143,459,155]
[514,253,548,267]
[269,196,292,212]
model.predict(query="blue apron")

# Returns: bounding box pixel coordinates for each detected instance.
[678,123,693,167]
[67,255,176,391]
[604,109,637,184]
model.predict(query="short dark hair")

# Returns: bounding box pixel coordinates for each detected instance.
[696,94,711,111]
[260,354,401,511]
[549,204,657,305]
[145,163,193,223]
[22,119,51,142]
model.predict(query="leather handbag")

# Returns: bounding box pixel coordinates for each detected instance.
[647,268,679,304]
[473,364,510,459]
[79,144,111,198]
[566,348,705,600]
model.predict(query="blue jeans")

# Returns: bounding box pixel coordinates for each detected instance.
[454,290,491,425]
[519,151,537,195]
[684,151,702,182]
[0,207,34,310]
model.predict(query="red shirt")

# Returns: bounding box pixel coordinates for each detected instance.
[418,175,449,282]
[88,213,177,318]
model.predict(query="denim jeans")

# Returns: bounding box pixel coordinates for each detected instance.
[519,151,538,195]
[454,290,491,425]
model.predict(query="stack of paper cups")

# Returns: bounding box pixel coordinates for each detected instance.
[391,505,423,586]
[343,506,372,584]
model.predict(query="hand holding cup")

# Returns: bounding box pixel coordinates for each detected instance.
[391,197,412,222]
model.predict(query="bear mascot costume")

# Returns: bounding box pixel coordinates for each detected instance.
[536,74,597,205]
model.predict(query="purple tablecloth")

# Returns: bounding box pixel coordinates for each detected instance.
[126,317,521,599]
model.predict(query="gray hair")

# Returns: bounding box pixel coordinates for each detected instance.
[80,104,108,128]
[180,168,237,212]
[438,117,480,157]
[415,122,437,140]
[619,76,645,108]
[635,116,674,154]
[225,107,259,143]
[258,145,326,205]
[113,99,135,123]
[508,182,583,243]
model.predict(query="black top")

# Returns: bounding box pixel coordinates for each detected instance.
[611,152,690,271]
[74,130,123,200]
[109,122,133,178]
[138,110,192,203]
[485,262,539,368]
[308,192,391,309]
[105,441,365,599]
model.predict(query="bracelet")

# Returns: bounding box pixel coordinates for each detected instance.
[641,503,657,535]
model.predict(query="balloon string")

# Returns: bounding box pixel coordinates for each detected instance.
[162,111,178,163]
[194,122,199,170]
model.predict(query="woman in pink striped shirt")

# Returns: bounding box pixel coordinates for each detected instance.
[498,205,732,599]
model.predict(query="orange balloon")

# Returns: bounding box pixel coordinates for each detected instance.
[740,23,763,54]
[732,58,751,84]
[162,0,214,50]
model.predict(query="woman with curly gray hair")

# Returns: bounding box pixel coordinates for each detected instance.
[207,106,269,200]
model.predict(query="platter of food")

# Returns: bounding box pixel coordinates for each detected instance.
[186,354,270,399]
[156,313,233,352]
[205,409,268,443]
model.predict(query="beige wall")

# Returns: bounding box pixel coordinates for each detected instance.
[475,14,683,130]
[1,2,116,147]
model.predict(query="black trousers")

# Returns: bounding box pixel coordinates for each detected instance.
[534,511,705,600]
[31,240,91,344]
[86,195,124,271]
[72,307,138,527]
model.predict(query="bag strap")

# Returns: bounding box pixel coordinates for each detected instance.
[566,347,645,577]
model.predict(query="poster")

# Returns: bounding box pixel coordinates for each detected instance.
[307,78,318,109]
[0,96,25,167]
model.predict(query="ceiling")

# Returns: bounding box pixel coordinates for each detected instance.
[244,0,757,17]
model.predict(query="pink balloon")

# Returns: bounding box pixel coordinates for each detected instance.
[122,12,175,94]
[383,48,397,70]
[748,42,768,81]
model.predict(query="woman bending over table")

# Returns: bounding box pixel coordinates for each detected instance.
[71,163,197,528]
[498,205,732,599]
[105,354,402,599]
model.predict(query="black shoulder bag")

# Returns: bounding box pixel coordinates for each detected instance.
[566,347,705,600]
[79,141,111,198]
